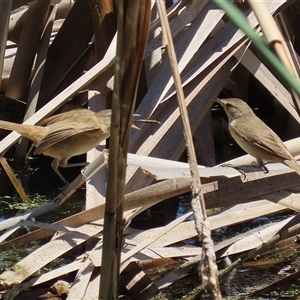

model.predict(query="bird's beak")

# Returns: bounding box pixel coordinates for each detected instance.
[132,113,141,130]
[211,97,222,104]
[131,124,141,130]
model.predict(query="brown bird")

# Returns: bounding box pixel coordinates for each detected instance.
[214,97,300,176]
[0,109,136,184]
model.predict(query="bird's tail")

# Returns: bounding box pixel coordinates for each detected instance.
[0,120,46,143]
[284,158,300,177]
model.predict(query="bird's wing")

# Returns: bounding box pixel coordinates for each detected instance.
[34,126,99,155]
[232,117,292,161]
[35,109,112,154]
[39,109,94,126]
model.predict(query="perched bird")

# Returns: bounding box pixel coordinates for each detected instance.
[214,97,300,176]
[0,109,137,184]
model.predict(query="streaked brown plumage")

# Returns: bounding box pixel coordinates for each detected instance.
[214,97,300,176]
[0,109,113,184]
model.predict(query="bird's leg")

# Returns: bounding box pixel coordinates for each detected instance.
[51,159,69,185]
[25,143,35,161]
[222,159,269,175]
[256,159,269,174]
[261,165,269,173]
[64,162,88,168]
[219,163,246,179]
[53,161,89,184]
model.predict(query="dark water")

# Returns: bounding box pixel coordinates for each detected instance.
[0,154,85,269]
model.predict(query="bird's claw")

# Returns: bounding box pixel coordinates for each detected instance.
[250,161,269,173]
[219,163,246,180]
[262,165,269,174]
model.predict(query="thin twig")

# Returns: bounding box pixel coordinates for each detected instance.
[156,1,221,298]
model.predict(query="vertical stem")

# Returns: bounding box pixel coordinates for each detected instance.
[99,1,150,299]
[156,1,221,298]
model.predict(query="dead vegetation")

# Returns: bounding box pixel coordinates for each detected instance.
[0,0,300,299]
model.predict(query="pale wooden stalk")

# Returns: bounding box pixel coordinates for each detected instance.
[120,212,193,270]
[8,1,74,43]
[246,214,300,260]
[248,1,297,77]
[37,0,94,106]
[248,0,300,112]
[12,0,34,11]
[128,201,286,249]
[146,0,208,58]
[86,93,108,209]
[219,213,300,280]
[136,1,223,120]
[0,199,289,293]
[1,145,300,244]
[148,0,194,35]
[7,260,83,294]
[67,261,94,299]
[89,0,115,60]
[0,221,103,289]
[276,13,300,76]
[156,1,221,298]
[85,0,116,212]
[5,0,51,101]
[0,157,29,202]
[15,4,57,161]
[0,0,11,91]
[234,46,300,123]
[26,4,57,119]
